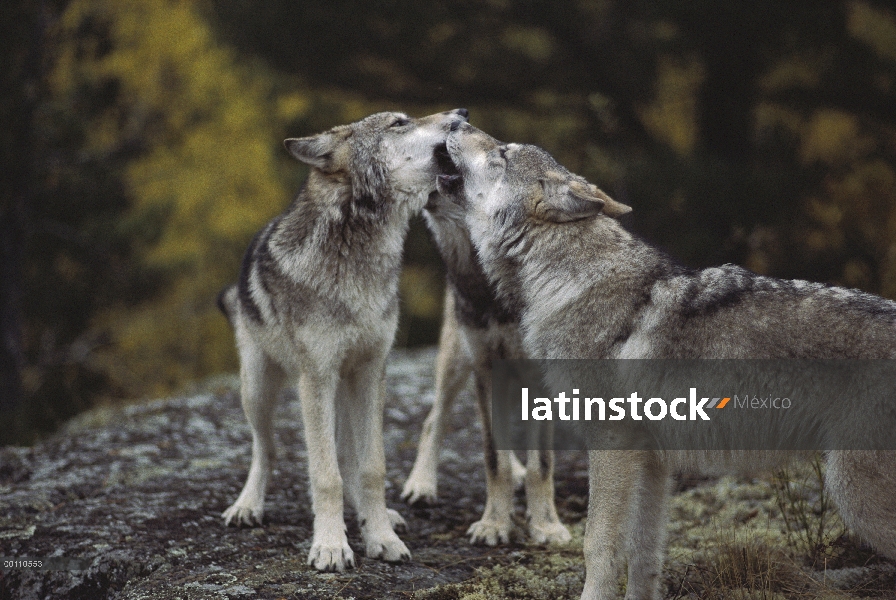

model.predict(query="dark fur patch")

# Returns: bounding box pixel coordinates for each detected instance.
[254,217,284,321]
[447,246,517,329]
[483,433,499,476]
[679,265,760,318]
[843,290,896,320]
[539,451,551,479]
[353,193,380,215]
[496,204,524,229]
[237,231,265,324]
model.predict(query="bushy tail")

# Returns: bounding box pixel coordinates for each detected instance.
[217,284,238,325]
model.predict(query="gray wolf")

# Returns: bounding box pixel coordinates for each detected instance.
[400,171,570,545]
[443,122,896,599]
[217,109,468,572]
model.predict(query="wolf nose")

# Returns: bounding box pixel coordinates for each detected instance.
[455,108,469,120]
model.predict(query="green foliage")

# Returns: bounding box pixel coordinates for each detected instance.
[45,0,290,400]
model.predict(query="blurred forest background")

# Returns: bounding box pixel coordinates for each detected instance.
[2,0,896,444]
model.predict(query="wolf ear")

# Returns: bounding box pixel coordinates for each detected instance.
[586,183,632,218]
[284,130,346,171]
[537,176,632,222]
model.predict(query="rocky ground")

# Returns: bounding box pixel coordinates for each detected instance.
[1,347,895,599]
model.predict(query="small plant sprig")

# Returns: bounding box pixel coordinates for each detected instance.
[773,453,845,568]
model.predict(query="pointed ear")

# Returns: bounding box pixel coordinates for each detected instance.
[283,130,346,170]
[587,183,632,218]
[536,175,632,223]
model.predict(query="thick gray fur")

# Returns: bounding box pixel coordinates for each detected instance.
[445,122,896,599]
[401,171,570,546]
[218,109,468,573]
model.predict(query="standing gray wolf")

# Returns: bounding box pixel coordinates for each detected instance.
[443,122,896,599]
[217,109,468,572]
[400,172,571,545]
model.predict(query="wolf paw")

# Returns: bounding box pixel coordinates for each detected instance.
[467,518,512,546]
[222,502,263,527]
[363,528,411,562]
[528,519,571,544]
[387,508,408,532]
[401,475,438,506]
[308,534,355,572]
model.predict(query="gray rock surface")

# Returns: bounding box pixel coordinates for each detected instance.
[0,348,589,600]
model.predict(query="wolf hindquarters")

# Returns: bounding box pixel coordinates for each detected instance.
[222,340,285,527]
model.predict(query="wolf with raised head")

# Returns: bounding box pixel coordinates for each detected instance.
[401,167,570,546]
[217,109,468,573]
[443,122,896,599]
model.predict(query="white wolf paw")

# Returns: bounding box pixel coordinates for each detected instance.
[363,527,411,562]
[401,475,438,506]
[467,518,513,546]
[222,502,263,527]
[528,519,572,544]
[308,533,355,572]
[387,508,408,532]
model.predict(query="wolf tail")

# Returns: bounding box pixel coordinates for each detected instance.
[217,284,238,325]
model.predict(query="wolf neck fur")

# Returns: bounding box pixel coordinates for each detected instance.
[424,207,518,327]
[513,217,676,358]
[270,171,413,294]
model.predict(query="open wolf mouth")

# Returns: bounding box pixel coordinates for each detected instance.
[434,142,459,177]
[433,142,463,197]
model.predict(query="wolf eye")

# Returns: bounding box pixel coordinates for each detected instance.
[498,146,508,159]
[390,117,410,128]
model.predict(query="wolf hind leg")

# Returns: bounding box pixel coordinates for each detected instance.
[223,343,285,527]
[403,293,473,505]
[466,367,517,545]
[825,450,896,559]
[337,378,407,535]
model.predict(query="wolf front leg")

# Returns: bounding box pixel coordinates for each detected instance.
[344,352,411,562]
[403,297,473,505]
[223,343,285,527]
[581,450,652,600]
[622,452,669,599]
[298,367,354,572]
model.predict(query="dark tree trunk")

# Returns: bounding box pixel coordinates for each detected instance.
[0,201,25,414]
[0,0,45,414]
